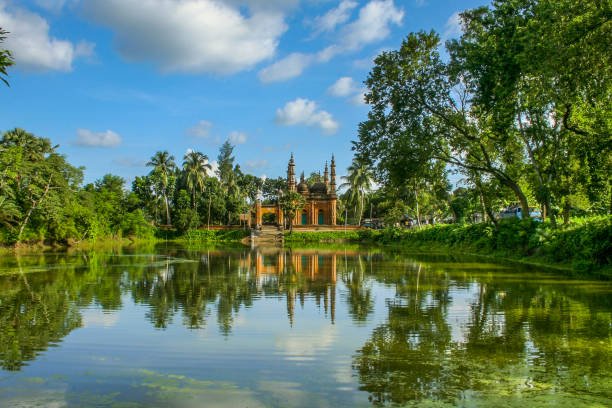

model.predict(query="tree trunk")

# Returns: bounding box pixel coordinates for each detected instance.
[17,175,52,241]
[414,188,421,227]
[207,196,212,230]
[164,195,171,226]
[503,178,530,219]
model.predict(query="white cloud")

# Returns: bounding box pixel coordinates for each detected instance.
[443,11,463,40]
[83,0,287,74]
[328,76,367,106]
[275,98,339,135]
[341,0,404,51]
[258,0,403,83]
[229,131,247,144]
[187,120,213,138]
[258,52,314,83]
[328,76,357,97]
[0,3,94,72]
[350,90,367,105]
[311,0,357,35]
[75,129,122,147]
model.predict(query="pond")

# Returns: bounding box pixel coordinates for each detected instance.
[0,245,610,407]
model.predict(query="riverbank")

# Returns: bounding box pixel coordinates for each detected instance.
[284,216,612,278]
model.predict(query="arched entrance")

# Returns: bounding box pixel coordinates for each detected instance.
[301,210,308,225]
[318,209,324,225]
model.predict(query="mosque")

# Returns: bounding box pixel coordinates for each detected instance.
[252,154,338,227]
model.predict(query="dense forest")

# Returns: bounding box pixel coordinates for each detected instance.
[0,0,610,247]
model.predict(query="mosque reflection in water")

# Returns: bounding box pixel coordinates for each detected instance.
[247,249,338,324]
[0,246,609,407]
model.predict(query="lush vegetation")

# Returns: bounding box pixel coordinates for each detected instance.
[284,230,360,243]
[358,217,612,275]
[353,0,610,226]
[0,129,283,246]
[1,1,610,273]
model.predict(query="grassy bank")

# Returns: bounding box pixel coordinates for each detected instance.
[358,216,611,277]
[284,230,361,243]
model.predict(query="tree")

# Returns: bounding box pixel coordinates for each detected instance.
[340,157,374,225]
[182,150,211,212]
[216,140,243,225]
[356,31,533,218]
[448,0,611,220]
[0,28,13,87]
[278,191,306,233]
[147,151,176,226]
[1,129,83,243]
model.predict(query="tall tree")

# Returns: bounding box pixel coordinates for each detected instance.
[182,150,211,212]
[216,140,243,224]
[0,28,13,87]
[147,151,176,226]
[340,157,375,225]
[356,31,531,217]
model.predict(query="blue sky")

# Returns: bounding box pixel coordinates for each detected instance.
[0,0,487,185]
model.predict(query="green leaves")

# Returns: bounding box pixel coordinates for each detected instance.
[0,27,13,87]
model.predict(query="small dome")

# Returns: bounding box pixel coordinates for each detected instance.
[298,181,309,193]
[309,182,327,194]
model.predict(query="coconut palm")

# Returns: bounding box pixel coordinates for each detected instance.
[147,151,176,225]
[182,150,212,211]
[340,158,374,225]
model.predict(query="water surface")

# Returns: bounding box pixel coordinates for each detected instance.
[0,245,610,407]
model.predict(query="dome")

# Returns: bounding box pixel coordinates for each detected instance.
[298,181,309,194]
[309,182,327,194]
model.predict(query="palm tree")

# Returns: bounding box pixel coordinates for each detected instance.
[182,150,212,212]
[147,151,176,225]
[340,158,374,225]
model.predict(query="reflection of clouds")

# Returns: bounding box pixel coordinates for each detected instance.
[275,325,337,361]
[82,308,119,328]
[258,381,332,408]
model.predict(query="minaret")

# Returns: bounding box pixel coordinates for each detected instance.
[323,161,329,188]
[330,155,336,194]
[287,153,296,192]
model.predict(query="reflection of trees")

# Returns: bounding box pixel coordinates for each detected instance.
[339,253,374,323]
[353,260,612,406]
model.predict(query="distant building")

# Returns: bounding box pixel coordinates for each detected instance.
[253,154,338,226]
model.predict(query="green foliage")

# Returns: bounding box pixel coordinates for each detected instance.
[360,216,612,273]
[0,27,13,87]
[284,230,360,243]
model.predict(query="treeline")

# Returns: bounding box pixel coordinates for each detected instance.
[0,129,289,245]
[352,0,610,226]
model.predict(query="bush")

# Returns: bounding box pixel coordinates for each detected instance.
[284,231,360,243]
[358,216,612,274]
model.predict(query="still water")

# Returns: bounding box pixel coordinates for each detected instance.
[0,244,610,407]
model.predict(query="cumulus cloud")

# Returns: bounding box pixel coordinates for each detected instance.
[258,52,314,83]
[228,131,247,144]
[311,0,357,35]
[187,120,213,138]
[83,0,287,74]
[443,11,463,40]
[275,98,339,135]
[259,0,403,82]
[75,129,122,147]
[0,3,94,72]
[340,0,404,51]
[328,76,367,106]
[328,76,357,97]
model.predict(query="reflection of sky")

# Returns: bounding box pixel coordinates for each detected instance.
[3,255,605,407]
